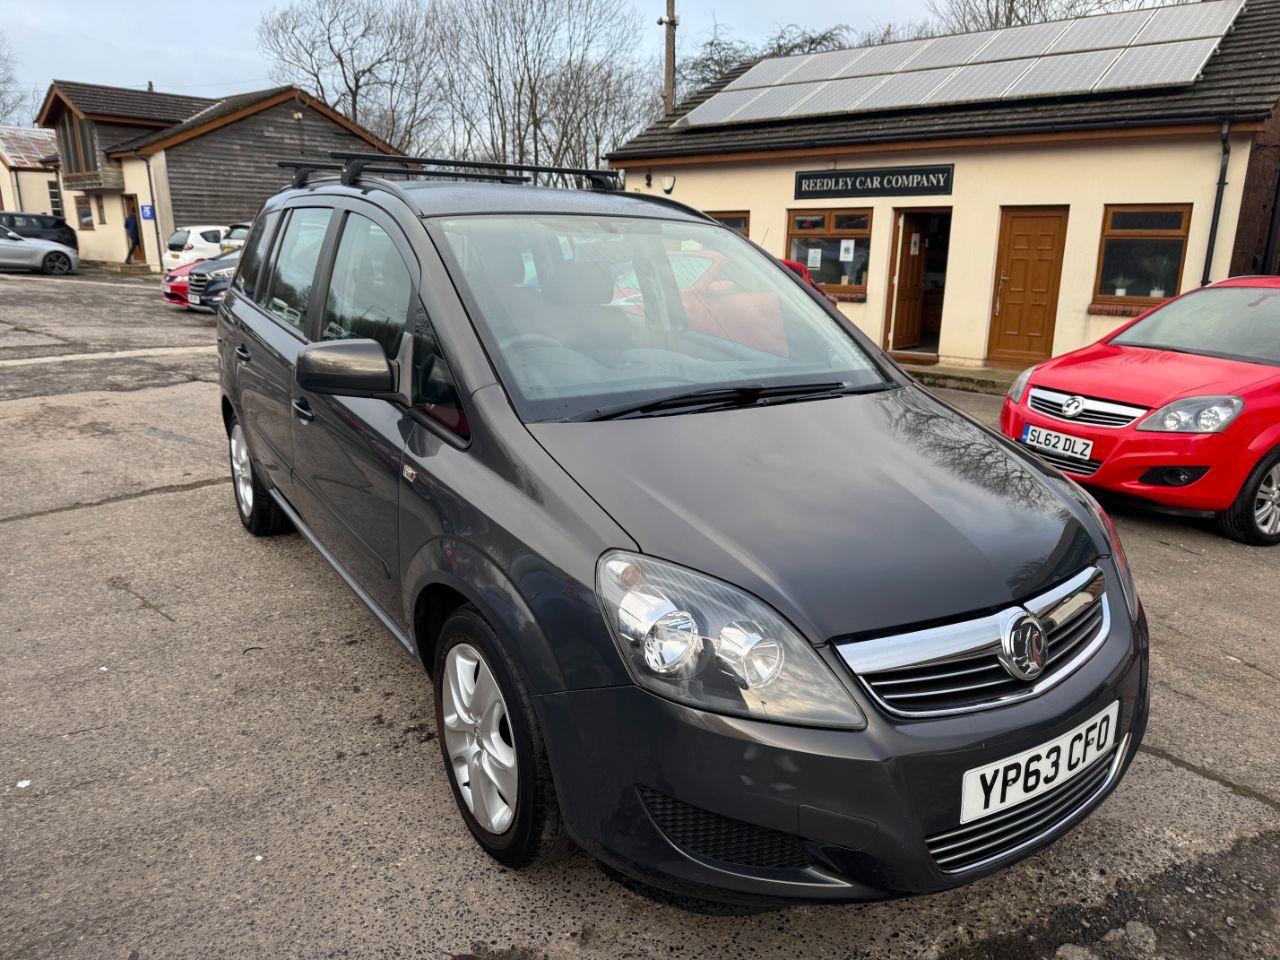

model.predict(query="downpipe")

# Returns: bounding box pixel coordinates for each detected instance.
[1202,121,1231,286]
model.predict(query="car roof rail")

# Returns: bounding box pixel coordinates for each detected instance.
[329,152,621,191]
[277,160,344,188]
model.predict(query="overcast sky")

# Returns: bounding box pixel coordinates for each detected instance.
[7,0,933,108]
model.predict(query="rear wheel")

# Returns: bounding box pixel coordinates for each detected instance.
[1217,450,1280,546]
[227,418,290,536]
[433,606,572,868]
[41,251,72,275]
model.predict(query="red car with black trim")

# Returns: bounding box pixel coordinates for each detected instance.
[1001,276,1280,545]
[161,261,198,308]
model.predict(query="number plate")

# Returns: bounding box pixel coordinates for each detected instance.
[960,701,1119,824]
[1022,425,1093,461]
[187,292,200,304]
[161,283,171,293]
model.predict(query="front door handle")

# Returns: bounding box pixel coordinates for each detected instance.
[235,344,252,364]
[291,398,315,422]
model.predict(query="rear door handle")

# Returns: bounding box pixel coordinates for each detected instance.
[291,398,315,422]
[235,344,252,363]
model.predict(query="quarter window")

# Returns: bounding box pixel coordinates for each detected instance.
[233,211,281,302]
[786,208,872,295]
[1094,204,1191,304]
[320,213,411,357]
[261,207,332,334]
[412,317,469,439]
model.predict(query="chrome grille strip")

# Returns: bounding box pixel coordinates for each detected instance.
[926,737,1127,873]
[1026,447,1103,477]
[1028,387,1147,429]
[837,567,1110,718]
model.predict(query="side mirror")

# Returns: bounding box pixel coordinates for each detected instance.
[296,340,396,398]
[4,230,21,241]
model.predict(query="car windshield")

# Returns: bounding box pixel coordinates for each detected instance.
[436,214,885,421]
[1112,286,1280,366]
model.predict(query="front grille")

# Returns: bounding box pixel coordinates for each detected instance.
[187,274,209,299]
[1025,445,1103,477]
[860,594,1105,715]
[840,567,1109,718]
[926,745,1119,873]
[1027,387,1147,429]
[638,786,811,870]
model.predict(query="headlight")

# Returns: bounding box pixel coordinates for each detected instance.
[1137,396,1243,433]
[1073,484,1141,622]
[208,266,236,279]
[596,551,865,728]
[1007,365,1038,404]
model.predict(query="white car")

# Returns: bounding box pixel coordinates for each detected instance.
[0,228,79,274]
[219,223,253,254]
[164,225,230,268]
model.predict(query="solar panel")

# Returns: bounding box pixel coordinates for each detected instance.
[839,39,935,78]
[729,82,827,122]
[975,20,1073,62]
[1132,0,1245,44]
[855,67,959,111]
[783,48,872,84]
[1094,36,1220,91]
[681,88,765,126]
[1004,48,1121,99]
[923,58,1037,105]
[1047,9,1155,54]
[899,30,1000,71]
[724,56,811,91]
[790,75,891,119]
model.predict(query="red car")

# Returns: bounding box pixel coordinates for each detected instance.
[160,261,199,307]
[1001,276,1280,545]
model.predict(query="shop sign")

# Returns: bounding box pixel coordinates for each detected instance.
[795,165,954,199]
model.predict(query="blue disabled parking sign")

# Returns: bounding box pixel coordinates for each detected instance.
[140,204,155,220]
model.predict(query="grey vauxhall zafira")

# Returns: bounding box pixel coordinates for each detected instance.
[218,154,1149,906]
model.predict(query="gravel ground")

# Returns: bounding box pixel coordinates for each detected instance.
[1,270,1277,960]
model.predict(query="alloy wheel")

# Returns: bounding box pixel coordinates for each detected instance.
[441,642,518,835]
[46,253,71,274]
[229,424,254,516]
[1254,464,1280,536]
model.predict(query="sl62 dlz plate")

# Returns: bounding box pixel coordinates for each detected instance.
[960,701,1119,824]
[1022,425,1093,461]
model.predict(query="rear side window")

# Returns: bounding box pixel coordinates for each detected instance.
[262,207,332,335]
[320,213,410,357]
[200,229,223,244]
[233,212,280,302]
[167,230,189,251]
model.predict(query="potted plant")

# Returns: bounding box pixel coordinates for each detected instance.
[1112,274,1135,297]
[1144,256,1176,299]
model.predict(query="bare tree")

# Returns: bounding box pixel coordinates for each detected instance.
[0,32,26,124]
[257,0,446,152]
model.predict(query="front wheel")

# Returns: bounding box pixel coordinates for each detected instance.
[41,252,73,275]
[1217,450,1280,545]
[433,606,572,868]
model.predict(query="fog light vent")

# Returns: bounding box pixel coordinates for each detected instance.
[637,786,811,870]
[1139,466,1209,487]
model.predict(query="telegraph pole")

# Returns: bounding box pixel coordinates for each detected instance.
[658,0,678,115]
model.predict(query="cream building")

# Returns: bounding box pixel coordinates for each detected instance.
[0,126,61,217]
[610,0,1280,370]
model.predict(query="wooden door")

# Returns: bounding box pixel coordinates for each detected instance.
[891,213,929,350]
[986,207,1068,366]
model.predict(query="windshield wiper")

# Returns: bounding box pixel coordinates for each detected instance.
[573,380,891,422]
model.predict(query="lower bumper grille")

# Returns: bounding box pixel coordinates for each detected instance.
[926,743,1120,873]
[1025,445,1103,477]
[638,786,811,870]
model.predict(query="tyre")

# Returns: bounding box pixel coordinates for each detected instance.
[227,417,291,536]
[1217,449,1280,546]
[434,606,572,868]
[41,251,73,275]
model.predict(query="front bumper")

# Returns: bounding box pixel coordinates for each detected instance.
[1001,397,1252,512]
[537,581,1149,904]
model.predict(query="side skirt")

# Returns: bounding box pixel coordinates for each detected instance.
[269,489,418,661]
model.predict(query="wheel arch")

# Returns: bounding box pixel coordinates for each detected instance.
[405,539,568,695]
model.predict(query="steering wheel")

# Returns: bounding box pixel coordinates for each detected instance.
[500,334,562,351]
